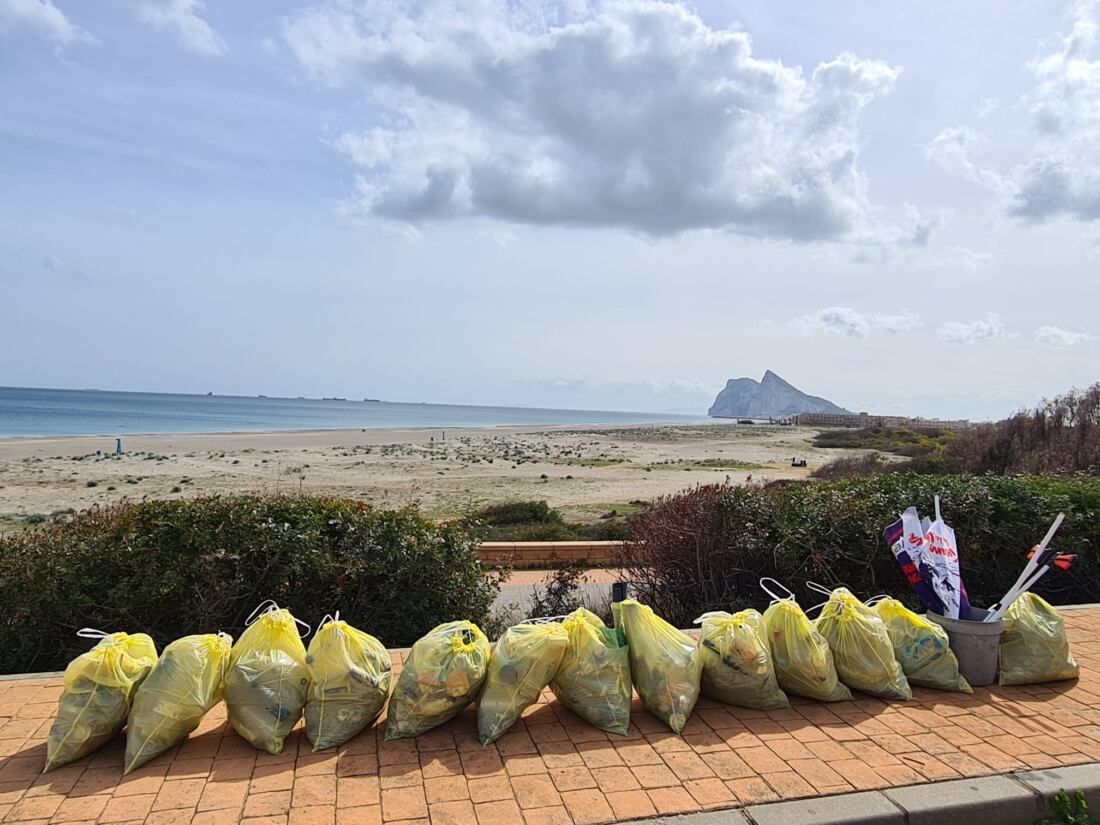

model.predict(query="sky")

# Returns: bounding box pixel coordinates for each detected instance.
[1,0,1099,420]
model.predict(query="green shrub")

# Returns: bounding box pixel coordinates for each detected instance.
[621,475,1100,628]
[475,500,562,526]
[0,495,501,674]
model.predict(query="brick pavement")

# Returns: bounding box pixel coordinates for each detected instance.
[0,607,1098,825]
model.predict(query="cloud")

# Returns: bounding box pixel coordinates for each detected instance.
[936,313,1008,345]
[927,2,1100,224]
[915,245,994,274]
[42,255,91,283]
[0,0,92,45]
[1034,324,1095,347]
[284,0,903,240]
[131,0,226,55]
[794,307,923,339]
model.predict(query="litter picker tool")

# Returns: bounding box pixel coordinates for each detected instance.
[985,513,1065,622]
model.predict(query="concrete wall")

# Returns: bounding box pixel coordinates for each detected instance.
[478,540,623,568]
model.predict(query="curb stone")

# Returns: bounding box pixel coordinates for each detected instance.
[1016,764,1100,810]
[884,775,1037,825]
[744,791,903,825]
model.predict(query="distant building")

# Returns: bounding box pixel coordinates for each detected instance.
[794,411,974,431]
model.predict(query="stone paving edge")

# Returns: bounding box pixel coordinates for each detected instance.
[643,761,1100,825]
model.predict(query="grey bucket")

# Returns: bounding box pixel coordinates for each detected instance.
[926,607,1003,687]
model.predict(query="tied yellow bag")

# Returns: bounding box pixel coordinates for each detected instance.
[613,599,701,734]
[549,608,631,736]
[385,621,490,740]
[813,587,911,701]
[760,579,851,703]
[871,598,971,693]
[697,610,789,710]
[225,602,310,754]
[124,633,233,773]
[478,622,569,745]
[305,615,392,751]
[45,630,158,772]
[999,593,1079,686]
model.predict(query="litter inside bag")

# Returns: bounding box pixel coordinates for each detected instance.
[613,599,701,734]
[999,592,1079,686]
[224,603,310,754]
[549,608,631,736]
[697,610,789,710]
[46,631,158,772]
[305,616,392,751]
[124,633,232,773]
[385,620,490,740]
[814,588,911,700]
[762,599,851,702]
[478,622,569,745]
[872,598,971,693]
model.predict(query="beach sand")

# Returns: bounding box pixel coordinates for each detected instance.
[0,422,849,528]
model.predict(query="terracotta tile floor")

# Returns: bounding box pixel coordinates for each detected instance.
[1,608,1098,825]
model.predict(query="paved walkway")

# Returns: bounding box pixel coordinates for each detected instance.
[1,607,1098,825]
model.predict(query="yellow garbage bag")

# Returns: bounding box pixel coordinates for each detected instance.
[762,597,851,702]
[999,593,1079,686]
[305,615,392,751]
[224,602,310,754]
[478,622,569,745]
[45,630,158,772]
[549,608,631,736]
[697,610,789,710]
[872,598,971,693]
[124,633,232,773]
[815,588,911,700]
[613,599,701,734]
[385,620,490,740]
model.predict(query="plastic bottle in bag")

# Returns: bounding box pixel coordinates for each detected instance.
[124,632,232,773]
[760,580,851,703]
[478,622,568,745]
[613,599,700,734]
[224,602,310,754]
[549,608,631,736]
[872,598,971,693]
[697,610,789,710]
[814,588,911,701]
[999,593,1079,686]
[304,615,391,751]
[385,620,490,741]
[45,630,158,772]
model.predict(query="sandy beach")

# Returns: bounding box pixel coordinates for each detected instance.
[0,422,847,529]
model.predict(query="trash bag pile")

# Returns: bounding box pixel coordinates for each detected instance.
[224,602,311,754]
[872,598,971,693]
[45,630,158,772]
[696,610,788,710]
[613,599,701,733]
[305,615,392,751]
[814,588,911,701]
[999,593,1079,686]
[386,620,490,740]
[124,633,232,773]
[478,622,568,745]
[761,584,851,703]
[549,608,631,736]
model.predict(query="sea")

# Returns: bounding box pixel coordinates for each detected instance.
[0,386,703,438]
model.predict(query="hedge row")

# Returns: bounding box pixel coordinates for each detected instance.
[620,473,1100,628]
[0,496,501,674]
